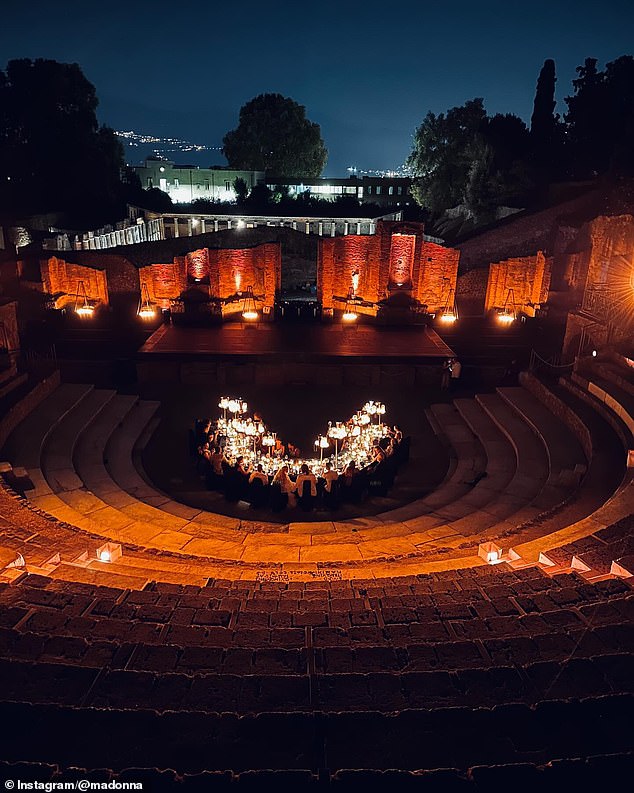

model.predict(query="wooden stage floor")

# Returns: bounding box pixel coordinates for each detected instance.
[139,322,455,362]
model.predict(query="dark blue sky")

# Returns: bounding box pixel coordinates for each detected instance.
[2,0,633,175]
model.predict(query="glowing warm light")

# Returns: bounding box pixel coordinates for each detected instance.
[496,312,515,325]
[99,549,111,563]
[592,350,598,357]
[342,311,358,322]
[138,307,156,319]
[487,551,499,564]
[242,310,259,321]
[236,220,245,229]
[75,305,94,317]
[213,397,391,476]
[440,312,457,324]
[351,271,360,293]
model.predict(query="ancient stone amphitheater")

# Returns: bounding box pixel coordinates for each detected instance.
[0,352,632,789]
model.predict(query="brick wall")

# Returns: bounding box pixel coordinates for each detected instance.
[139,242,281,314]
[210,242,281,315]
[139,260,187,307]
[484,251,551,316]
[318,221,459,314]
[40,257,108,306]
[416,241,460,312]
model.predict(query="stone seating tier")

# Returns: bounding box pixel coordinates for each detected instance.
[3,378,604,576]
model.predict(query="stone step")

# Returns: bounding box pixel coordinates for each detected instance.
[42,389,117,493]
[1,384,93,470]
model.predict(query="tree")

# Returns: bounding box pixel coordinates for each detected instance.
[565,56,634,177]
[529,59,566,178]
[407,98,537,219]
[0,58,124,221]
[233,177,249,204]
[531,60,557,144]
[407,99,487,213]
[223,93,327,177]
[138,188,173,212]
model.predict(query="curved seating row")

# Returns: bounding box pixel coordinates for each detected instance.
[0,372,629,584]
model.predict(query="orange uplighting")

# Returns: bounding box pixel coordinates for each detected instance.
[440,312,457,324]
[342,311,358,322]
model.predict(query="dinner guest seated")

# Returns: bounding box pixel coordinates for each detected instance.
[271,464,296,510]
[224,455,250,501]
[249,464,268,485]
[248,463,269,508]
[206,446,225,491]
[371,440,386,463]
[296,463,317,511]
[197,441,212,474]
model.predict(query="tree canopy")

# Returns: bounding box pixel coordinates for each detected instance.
[223,93,327,177]
[565,56,634,177]
[407,100,532,220]
[0,58,125,222]
[407,54,634,221]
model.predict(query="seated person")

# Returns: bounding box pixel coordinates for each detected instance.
[287,442,301,460]
[209,446,225,477]
[343,459,357,486]
[296,463,317,499]
[249,464,269,485]
[235,455,251,478]
[196,441,212,473]
[272,464,297,507]
[321,461,338,494]
[371,440,386,463]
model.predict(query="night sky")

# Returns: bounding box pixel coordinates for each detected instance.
[2,0,633,175]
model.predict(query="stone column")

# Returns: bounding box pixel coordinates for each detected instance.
[305,222,310,234]
[356,222,361,235]
[200,219,206,234]
[188,219,193,237]
[344,222,349,236]
[214,219,219,232]
[318,222,323,236]
[330,222,336,237]
[173,218,179,238]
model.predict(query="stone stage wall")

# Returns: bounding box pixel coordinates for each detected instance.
[317,221,459,315]
[484,251,551,317]
[139,242,281,316]
[40,256,109,309]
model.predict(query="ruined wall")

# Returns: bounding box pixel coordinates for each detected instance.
[139,260,187,308]
[318,221,459,315]
[415,241,460,312]
[210,242,281,315]
[139,242,280,315]
[584,215,634,291]
[317,234,381,313]
[484,251,551,316]
[40,256,108,306]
